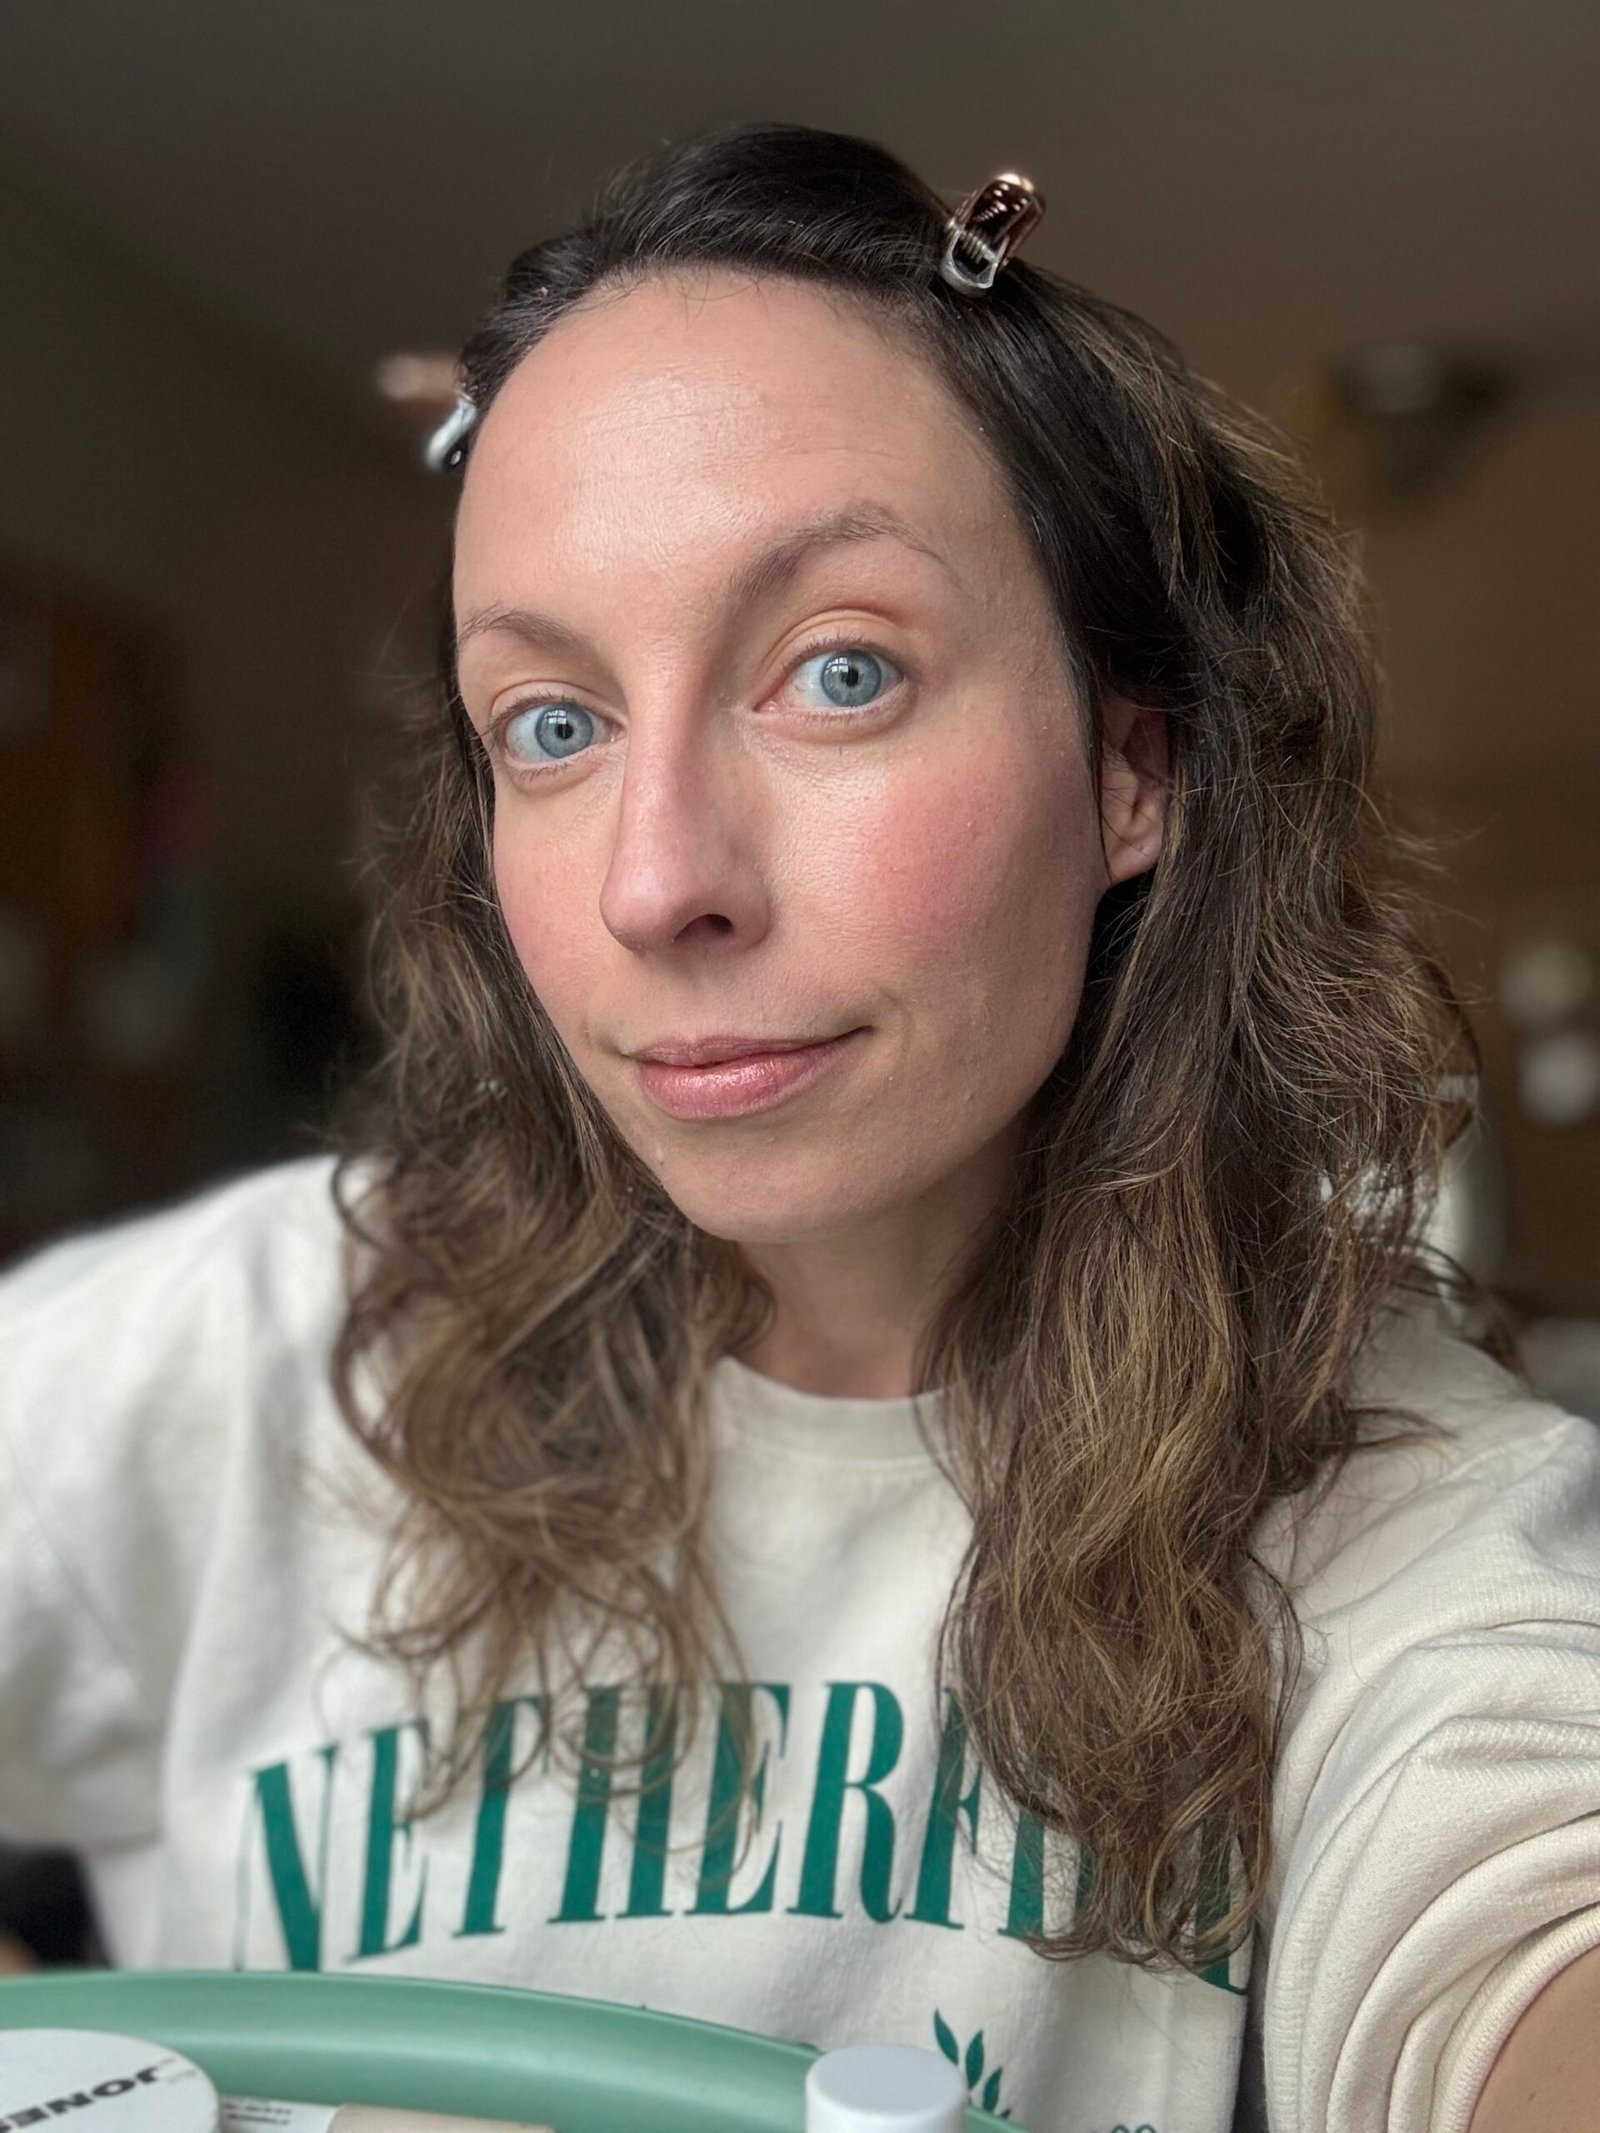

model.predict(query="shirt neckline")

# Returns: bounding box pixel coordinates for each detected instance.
[707,1352,949,1469]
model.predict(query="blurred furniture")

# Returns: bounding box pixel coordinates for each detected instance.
[0,568,214,1263]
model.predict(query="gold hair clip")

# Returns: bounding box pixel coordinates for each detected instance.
[939,172,1045,295]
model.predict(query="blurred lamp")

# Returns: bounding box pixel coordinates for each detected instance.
[373,352,461,429]
[1499,937,1595,1030]
[1274,340,1518,513]
[1518,1030,1600,1128]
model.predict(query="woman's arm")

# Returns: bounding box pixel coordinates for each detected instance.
[1467,1938,1600,2133]
[1247,1319,1600,2133]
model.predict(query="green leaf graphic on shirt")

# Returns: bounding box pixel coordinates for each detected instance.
[933,2013,1012,2118]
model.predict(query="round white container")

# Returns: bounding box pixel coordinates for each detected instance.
[0,2027,220,2132]
[805,2043,969,2133]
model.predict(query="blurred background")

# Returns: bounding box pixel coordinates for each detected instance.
[0,0,1596,1965]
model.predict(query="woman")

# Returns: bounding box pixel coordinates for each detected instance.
[3,122,1597,2133]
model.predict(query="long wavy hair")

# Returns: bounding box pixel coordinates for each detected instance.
[330,119,1514,1973]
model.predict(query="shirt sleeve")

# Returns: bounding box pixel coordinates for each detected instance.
[0,1385,162,1847]
[0,1158,343,1853]
[1257,1329,1600,2133]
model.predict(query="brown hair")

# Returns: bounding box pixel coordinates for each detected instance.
[330,119,1513,1974]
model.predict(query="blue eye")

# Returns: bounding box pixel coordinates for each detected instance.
[795,647,900,711]
[505,701,597,764]
[495,646,898,776]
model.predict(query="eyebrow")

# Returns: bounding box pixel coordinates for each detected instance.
[454,500,953,662]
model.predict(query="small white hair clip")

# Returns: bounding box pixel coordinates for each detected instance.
[425,392,479,473]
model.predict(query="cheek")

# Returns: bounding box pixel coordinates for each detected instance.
[827,752,1098,1042]
[491,824,591,1023]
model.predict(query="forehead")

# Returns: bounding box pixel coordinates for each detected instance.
[453,271,1009,588]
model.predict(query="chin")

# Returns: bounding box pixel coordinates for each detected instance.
[662,1187,872,1250]
[644,1153,894,1248]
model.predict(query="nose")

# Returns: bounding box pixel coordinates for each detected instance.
[597,708,770,956]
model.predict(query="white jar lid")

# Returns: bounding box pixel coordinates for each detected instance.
[0,2027,220,2132]
[805,2043,969,2133]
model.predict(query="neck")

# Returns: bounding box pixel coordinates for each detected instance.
[730,1135,1016,1399]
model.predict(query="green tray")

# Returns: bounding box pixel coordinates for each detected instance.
[0,1970,1009,2132]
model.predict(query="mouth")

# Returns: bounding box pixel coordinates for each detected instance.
[632,1029,866,1121]
[632,1031,858,1068]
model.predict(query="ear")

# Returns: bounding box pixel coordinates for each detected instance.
[1099,692,1168,889]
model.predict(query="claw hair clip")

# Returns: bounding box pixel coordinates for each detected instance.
[425,392,478,473]
[938,171,1046,295]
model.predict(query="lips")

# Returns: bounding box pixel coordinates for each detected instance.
[633,1029,863,1121]
[633,1033,850,1068]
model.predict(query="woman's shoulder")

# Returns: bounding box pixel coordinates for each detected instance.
[1255,1292,1600,2129]
[0,1156,369,1787]
[1263,1283,1600,1624]
[0,1153,356,1471]
[1,1152,348,1344]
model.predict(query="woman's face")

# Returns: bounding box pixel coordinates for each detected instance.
[453,271,1160,1248]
